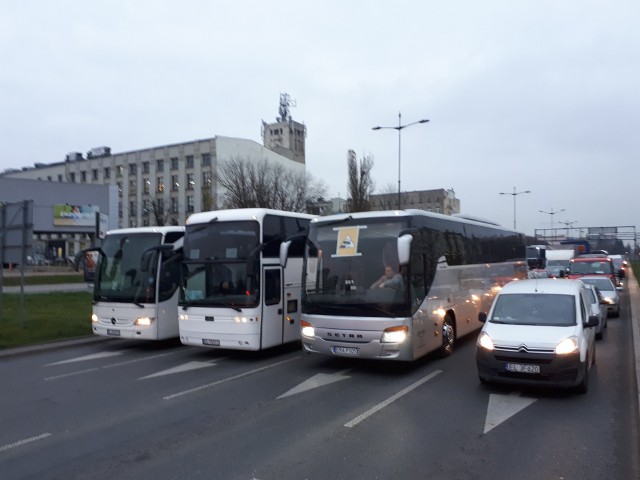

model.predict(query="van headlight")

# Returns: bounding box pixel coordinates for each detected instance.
[555,337,578,355]
[381,325,408,343]
[477,332,494,351]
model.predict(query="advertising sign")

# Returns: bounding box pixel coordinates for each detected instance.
[53,204,99,227]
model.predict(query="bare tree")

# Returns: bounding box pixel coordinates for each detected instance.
[217,157,327,213]
[375,183,397,211]
[145,199,170,226]
[346,150,375,212]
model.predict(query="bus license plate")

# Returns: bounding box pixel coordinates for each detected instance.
[505,363,540,374]
[107,329,120,336]
[333,346,359,355]
[202,339,220,346]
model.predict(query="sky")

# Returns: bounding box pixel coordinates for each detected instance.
[1,0,638,239]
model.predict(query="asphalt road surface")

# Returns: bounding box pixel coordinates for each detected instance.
[1,290,638,480]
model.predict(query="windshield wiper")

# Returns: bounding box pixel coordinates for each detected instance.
[182,301,242,312]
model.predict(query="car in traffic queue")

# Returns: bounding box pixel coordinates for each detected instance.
[577,276,620,318]
[584,283,607,340]
[476,278,598,393]
[566,255,620,288]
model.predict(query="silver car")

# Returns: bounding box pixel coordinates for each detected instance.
[579,276,620,318]
[584,284,607,340]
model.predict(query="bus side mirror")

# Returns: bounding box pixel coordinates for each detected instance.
[478,312,488,323]
[398,234,413,266]
[141,244,173,272]
[279,240,292,268]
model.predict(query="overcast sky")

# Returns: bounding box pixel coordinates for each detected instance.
[1,0,638,238]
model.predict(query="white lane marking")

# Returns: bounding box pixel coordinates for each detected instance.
[163,356,300,400]
[277,369,352,399]
[44,351,182,381]
[344,370,442,428]
[0,433,52,453]
[46,351,123,366]
[484,391,537,434]
[140,360,218,379]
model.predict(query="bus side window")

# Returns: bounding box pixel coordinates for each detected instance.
[265,269,281,306]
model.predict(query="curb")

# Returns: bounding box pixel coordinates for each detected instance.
[0,335,116,359]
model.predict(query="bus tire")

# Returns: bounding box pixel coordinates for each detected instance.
[438,314,455,357]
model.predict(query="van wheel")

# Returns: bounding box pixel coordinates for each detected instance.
[575,361,589,394]
[438,315,455,357]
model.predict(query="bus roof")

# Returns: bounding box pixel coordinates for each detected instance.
[105,226,185,236]
[186,208,315,225]
[310,209,516,233]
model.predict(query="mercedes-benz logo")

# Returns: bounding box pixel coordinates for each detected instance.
[111,318,117,325]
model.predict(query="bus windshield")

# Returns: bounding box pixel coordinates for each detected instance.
[303,217,411,317]
[95,232,162,303]
[181,220,261,309]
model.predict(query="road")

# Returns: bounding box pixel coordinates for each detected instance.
[0,290,638,480]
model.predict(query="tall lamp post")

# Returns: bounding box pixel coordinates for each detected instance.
[372,112,429,210]
[539,207,566,239]
[499,187,531,230]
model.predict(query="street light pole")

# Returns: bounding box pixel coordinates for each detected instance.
[372,112,429,210]
[499,187,531,230]
[539,207,566,240]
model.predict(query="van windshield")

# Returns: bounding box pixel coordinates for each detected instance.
[490,293,576,326]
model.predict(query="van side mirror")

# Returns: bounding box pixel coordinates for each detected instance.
[584,314,599,328]
[478,312,487,323]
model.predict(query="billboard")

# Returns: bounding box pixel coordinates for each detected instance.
[53,204,99,227]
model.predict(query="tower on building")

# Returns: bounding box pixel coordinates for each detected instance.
[262,93,306,164]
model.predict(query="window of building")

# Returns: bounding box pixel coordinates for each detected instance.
[129,179,136,195]
[157,159,164,172]
[81,171,87,183]
[92,169,99,181]
[130,201,137,215]
[202,153,211,166]
[171,157,179,170]
[144,178,150,194]
[186,155,194,169]
[104,167,111,179]
[69,172,76,182]
[171,175,179,192]
[129,164,137,175]
[57,174,63,182]
[142,161,150,174]
[202,171,212,185]
[117,182,122,197]
[129,218,137,228]
[187,173,194,190]
[186,195,194,212]
[47,176,52,181]
[171,197,178,214]
[157,176,164,193]
[117,165,124,177]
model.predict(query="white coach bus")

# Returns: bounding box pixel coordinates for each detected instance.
[293,210,528,361]
[178,208,313,351]
[78,226,185,340]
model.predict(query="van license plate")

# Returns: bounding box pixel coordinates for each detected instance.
[202,339,220,346]
[332,346,358,355]
[506,363,540,374]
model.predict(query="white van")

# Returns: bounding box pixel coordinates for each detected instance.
[545,249,575,277]
[476,279,598,393]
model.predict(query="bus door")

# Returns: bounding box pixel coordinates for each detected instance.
[262,266,284,348]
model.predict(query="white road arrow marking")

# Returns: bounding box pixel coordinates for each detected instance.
[277,369,352,399]
[484,391,537,434]
[46,351,123,366]
[140,360,218,379]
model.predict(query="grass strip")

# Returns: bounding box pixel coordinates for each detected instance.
[0,291,93,349]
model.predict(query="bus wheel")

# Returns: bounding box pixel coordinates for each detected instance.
[439,315,455,357]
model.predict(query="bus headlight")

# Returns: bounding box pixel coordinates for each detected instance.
[555,337,578,355]
[134,316,154,326]
[301,320,315,338]
[477,332,494,351]
[91,313,99,323]
[381,325,408,344]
